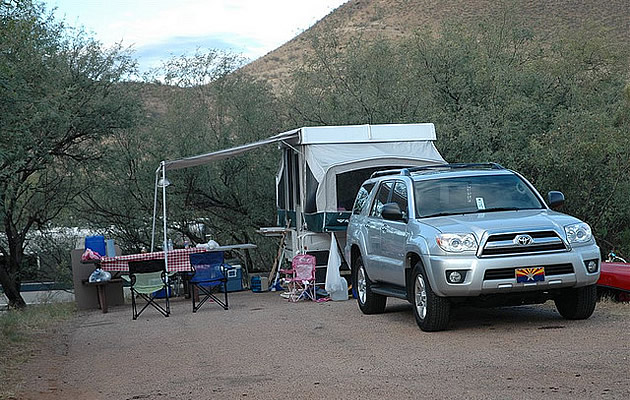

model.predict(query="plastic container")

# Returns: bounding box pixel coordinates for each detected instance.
[85,236,106,257]
[251,276,268,292]
[105,239,115,257]
[330,278,349,301]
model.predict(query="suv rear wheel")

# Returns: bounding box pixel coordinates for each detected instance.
[411,262,450,331]
[554,284,597,320]
[353,255,386,314]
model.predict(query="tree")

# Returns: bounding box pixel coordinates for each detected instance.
[0,1,140,308]
[80,51,284,271]
[286,33,432,126]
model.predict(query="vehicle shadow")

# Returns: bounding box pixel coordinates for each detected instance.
[382,299,565,331]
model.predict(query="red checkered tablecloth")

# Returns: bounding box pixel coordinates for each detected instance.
[100,247,209,272]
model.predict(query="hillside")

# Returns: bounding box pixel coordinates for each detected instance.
[241,0,630,90]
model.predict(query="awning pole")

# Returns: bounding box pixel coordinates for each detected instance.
[161,161,169,277]
[150,171,159,252]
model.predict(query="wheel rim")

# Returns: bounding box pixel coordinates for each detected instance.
[415,274,427,319]
[357,266,367,304]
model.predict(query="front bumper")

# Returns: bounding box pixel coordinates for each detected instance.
[425,244,601,297]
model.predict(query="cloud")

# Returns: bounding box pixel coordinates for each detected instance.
[48,0,347,71]
[134,33,262,71]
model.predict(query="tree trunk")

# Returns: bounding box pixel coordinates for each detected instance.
[1,219,28,309]
[0,265,26,309]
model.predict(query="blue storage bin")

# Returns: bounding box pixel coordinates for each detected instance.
[153,287,172,298]
[85,235,106,257]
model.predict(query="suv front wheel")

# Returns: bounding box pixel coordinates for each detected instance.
[353,255,386,314]
[554,284,597,320]
[411,262,451,331]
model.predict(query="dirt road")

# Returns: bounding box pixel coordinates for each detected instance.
[14,292,630,399]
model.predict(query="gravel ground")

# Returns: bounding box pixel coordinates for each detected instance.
[13,291,630,399]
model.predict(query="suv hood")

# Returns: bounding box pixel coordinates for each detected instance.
[420,209,582,239]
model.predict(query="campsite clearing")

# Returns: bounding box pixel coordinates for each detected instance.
[10,292,630,399]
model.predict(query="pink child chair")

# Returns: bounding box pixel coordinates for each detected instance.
[283,254,316,302]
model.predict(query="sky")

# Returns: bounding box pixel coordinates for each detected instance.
[45,0,347,75]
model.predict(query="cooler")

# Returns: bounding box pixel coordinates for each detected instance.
[221,265,243,292]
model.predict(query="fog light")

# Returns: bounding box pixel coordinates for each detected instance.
[585,260,598,273]
[447,270,466,283]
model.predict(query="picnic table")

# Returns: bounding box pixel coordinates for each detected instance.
[98,244,257,288]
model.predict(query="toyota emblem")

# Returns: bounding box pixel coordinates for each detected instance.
[514,234,533,246]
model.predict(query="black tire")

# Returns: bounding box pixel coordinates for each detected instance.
[411,262,450,331]
[554,284,597,320]
[353,255,386,314]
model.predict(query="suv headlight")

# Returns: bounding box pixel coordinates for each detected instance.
[564,223,592,244]
[436,233,478,253]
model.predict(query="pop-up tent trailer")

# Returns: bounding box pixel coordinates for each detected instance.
[151,123,445,277]
[273,123,445,279]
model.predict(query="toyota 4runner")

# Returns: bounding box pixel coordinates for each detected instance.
[344,163,600,331]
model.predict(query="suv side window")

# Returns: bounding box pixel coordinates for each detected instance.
[370,181,393,218]
[391,181,409,219]
[352,182,375,215]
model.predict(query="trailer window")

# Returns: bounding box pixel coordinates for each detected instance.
[277,172,286,209]
[305,165,318,213]
[278,152,300,211]
[336,167,400,212]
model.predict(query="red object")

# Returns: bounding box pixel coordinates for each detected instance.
[99,247,209,272]
[81,248,102,262]
[598,262,630,293]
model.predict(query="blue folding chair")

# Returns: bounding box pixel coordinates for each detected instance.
[189,252,231,312]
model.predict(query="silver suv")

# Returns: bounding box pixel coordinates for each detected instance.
[344,163,600,331]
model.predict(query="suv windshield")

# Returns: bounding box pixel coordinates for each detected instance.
[415,174,545,218]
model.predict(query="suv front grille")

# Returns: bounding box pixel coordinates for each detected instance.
[484,263,574,280]
[481,230,567,257]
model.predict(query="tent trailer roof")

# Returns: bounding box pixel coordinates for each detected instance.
[285,123,436,145]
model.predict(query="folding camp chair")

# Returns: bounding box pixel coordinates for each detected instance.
[283,254,316,302]
[125,259,170,320]
[189,251,230,312]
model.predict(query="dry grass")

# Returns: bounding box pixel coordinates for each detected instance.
[0,303,75,399]
[596,293,630,316]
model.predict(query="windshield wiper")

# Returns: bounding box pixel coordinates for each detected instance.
[470,207,523,213]
[421,207,539,218]
[420,212,466,218]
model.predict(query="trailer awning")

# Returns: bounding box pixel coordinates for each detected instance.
[162,128,300,171]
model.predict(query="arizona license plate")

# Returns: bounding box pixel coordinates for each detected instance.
[515,267,545,283]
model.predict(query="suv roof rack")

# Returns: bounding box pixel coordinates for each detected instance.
[370,163,504,179]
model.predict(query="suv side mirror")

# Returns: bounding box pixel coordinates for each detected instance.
[382,203,405,221]
[547,191,565,209]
